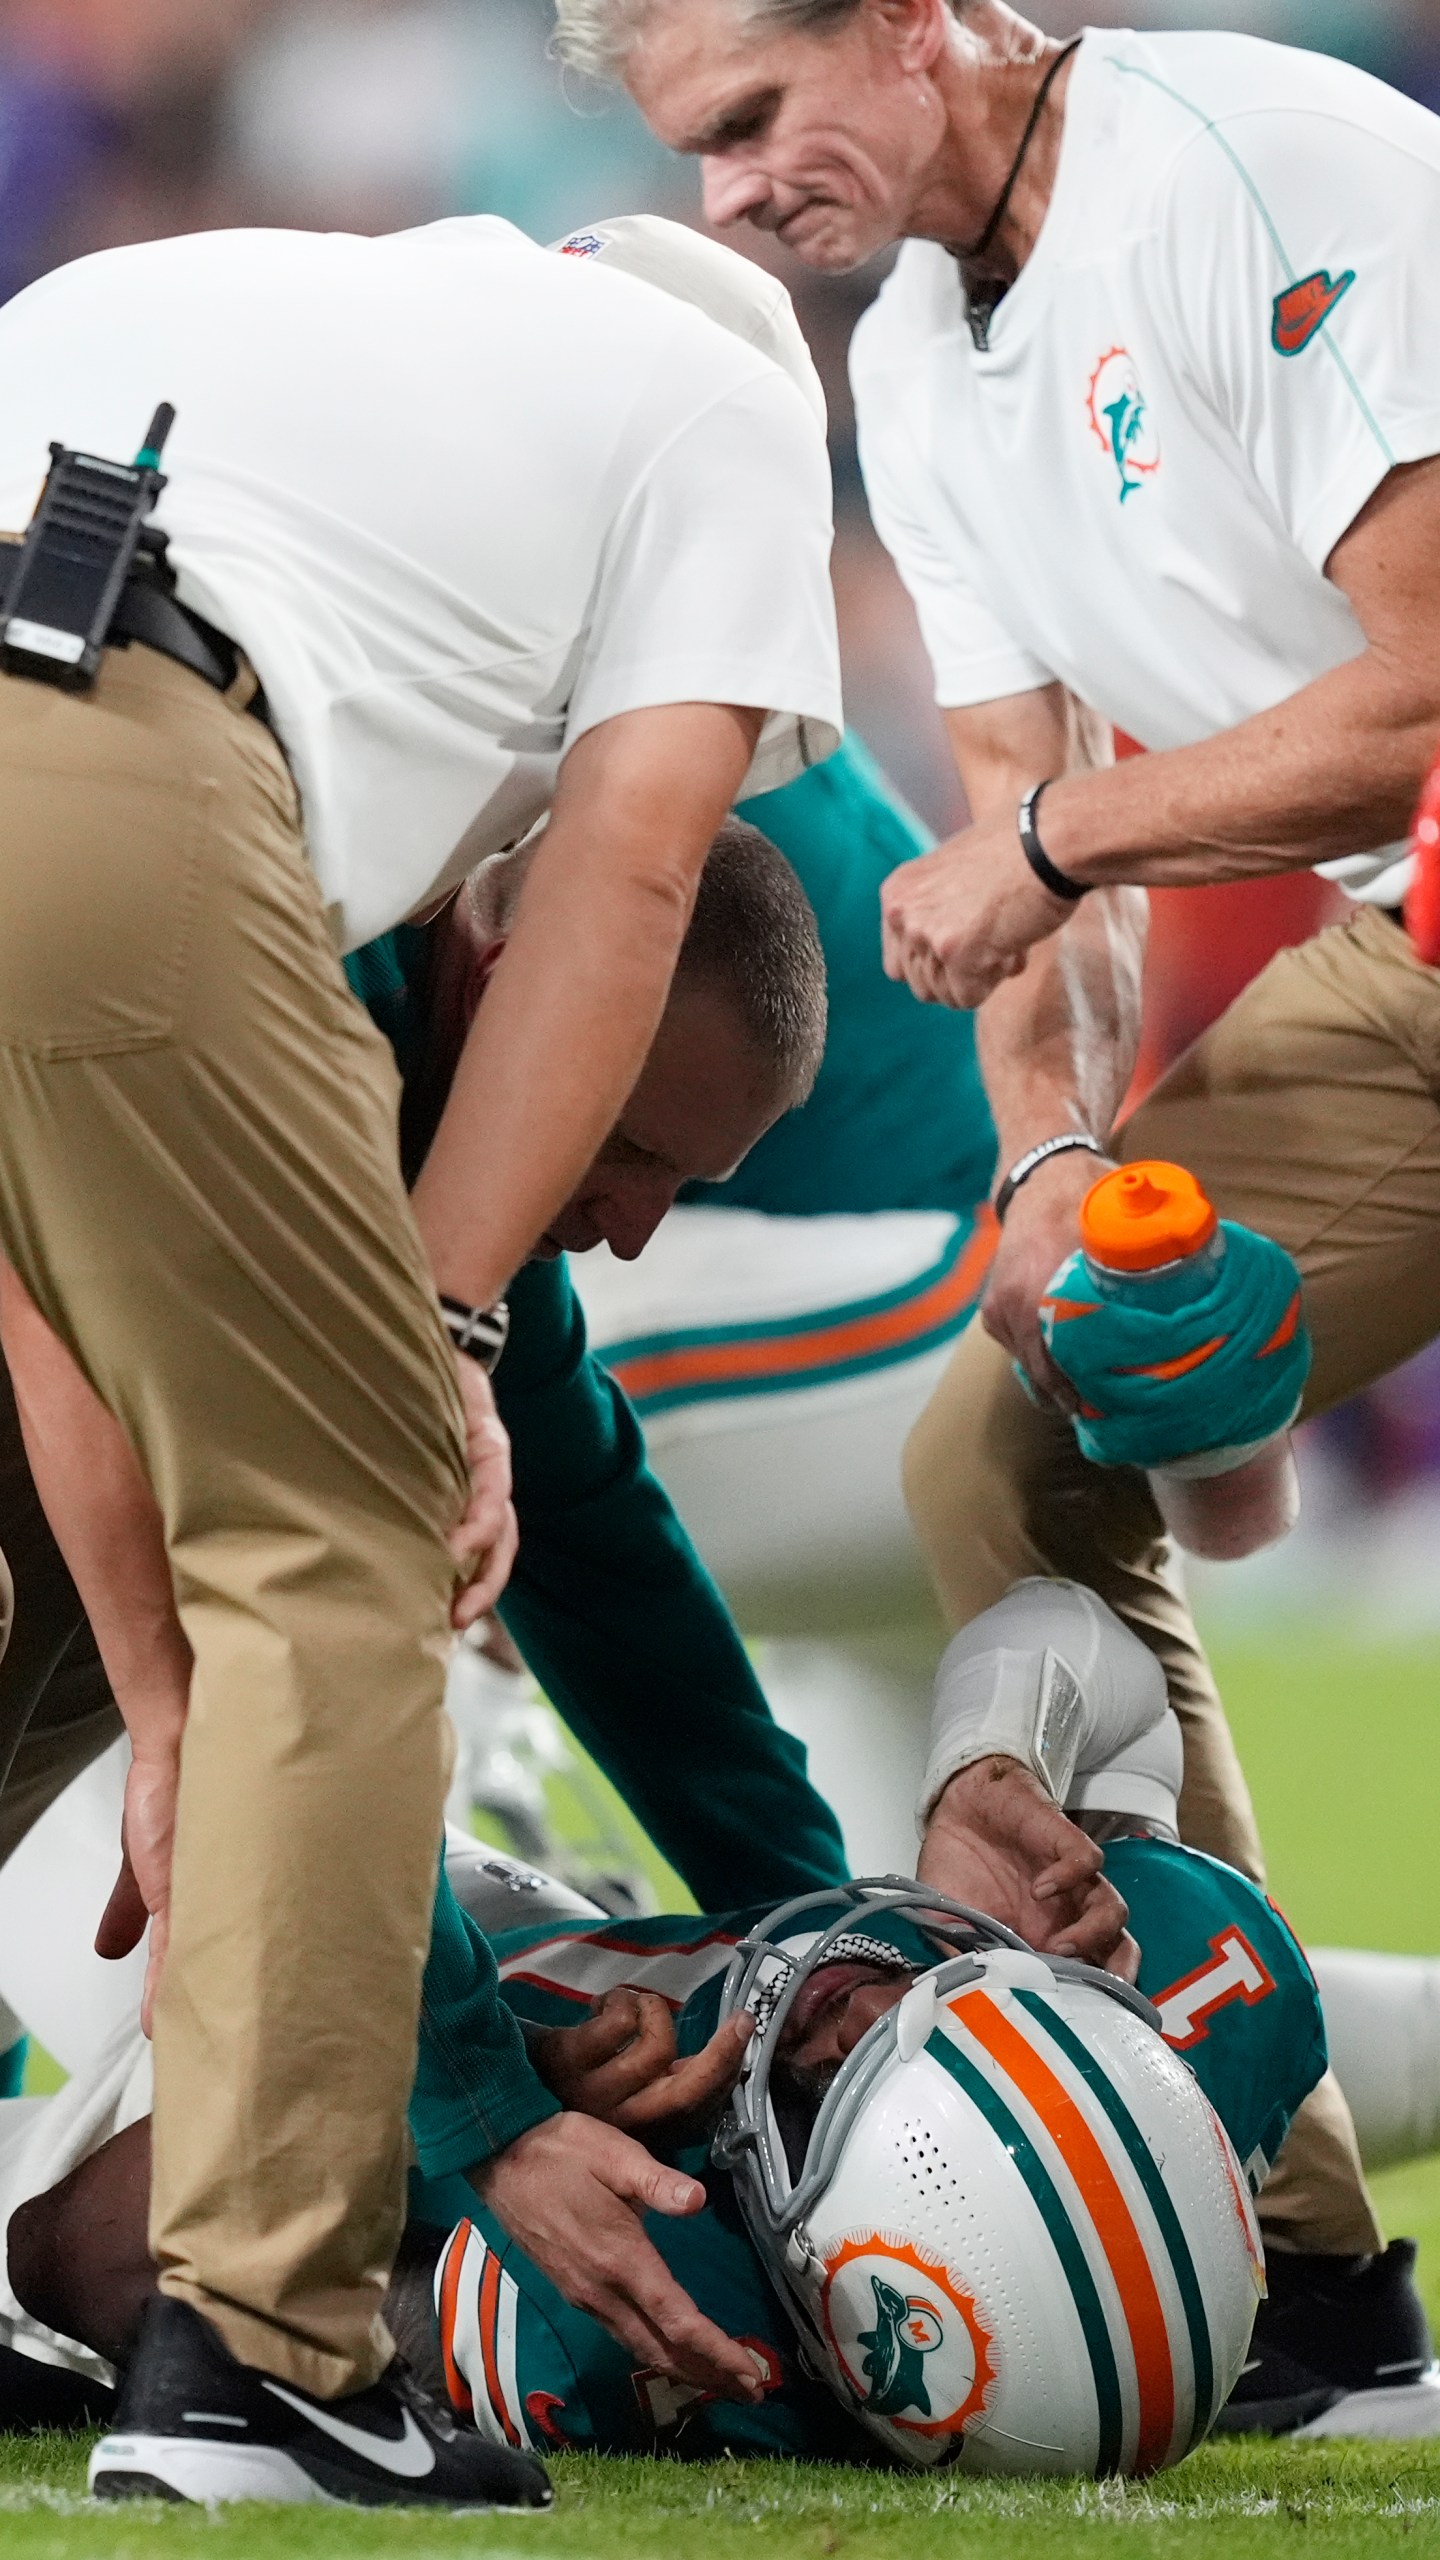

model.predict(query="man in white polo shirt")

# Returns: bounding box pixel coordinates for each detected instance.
[0,212,839,2502]
[560,0,1440,2431]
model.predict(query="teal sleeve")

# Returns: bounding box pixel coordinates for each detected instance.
[494,1256,848,1910]
[1107,1837,1327,2189]
[411,1861,561,2178]
[342,927,429,1084]
[445,2199,851,2459]
[342,935,845,1919]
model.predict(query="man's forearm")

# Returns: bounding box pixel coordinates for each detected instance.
[968,890,1145,1399]
[978,890,1147,1174]
[411,1865,559,2180]
[947,686,1144,1164]
[1039,652,1439,890]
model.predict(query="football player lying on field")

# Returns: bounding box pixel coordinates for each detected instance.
[7,1584,1331,2475]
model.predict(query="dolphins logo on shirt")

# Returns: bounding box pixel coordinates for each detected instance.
[1086,348,1162,505]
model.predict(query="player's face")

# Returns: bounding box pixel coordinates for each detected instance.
[627,0,948,273]
[538,981,793,1260]
[775,1957,916,2082]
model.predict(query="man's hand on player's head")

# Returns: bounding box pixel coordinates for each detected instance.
[918,1755,1137,1977]
[474,2113,765,2404]
[529,1988,752,2149]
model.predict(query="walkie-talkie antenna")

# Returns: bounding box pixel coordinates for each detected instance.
[134,404,175,472]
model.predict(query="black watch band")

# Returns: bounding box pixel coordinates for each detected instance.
[1018,780,1089,903]
[439,1294,510,1374]
[993,1134,1106,1224]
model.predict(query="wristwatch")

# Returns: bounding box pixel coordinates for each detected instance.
[439,1295,510,1373]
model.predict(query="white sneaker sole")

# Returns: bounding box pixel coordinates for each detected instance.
[90,2435,337,2504]
[88,2431,552,2512]
[1296,2369,1440,2441]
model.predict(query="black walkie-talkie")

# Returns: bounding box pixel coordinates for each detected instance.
[0,403,175,691]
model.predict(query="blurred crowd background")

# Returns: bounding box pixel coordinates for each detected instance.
[2,0,1438,1590]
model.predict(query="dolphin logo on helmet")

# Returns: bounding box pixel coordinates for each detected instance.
[860,2275,933,2417]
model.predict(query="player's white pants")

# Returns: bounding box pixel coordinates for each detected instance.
[0,1746,598,2384]
[0,2013,150,2384]
[572,1207,993,1868]
[570,1207,991,1612]
[0,1738,144,2077]
[1309,1949,1440,2172]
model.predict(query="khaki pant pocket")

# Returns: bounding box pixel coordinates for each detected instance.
[0,759,206,1058]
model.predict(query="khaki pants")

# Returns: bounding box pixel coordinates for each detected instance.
[0,646,468,2394]
[907,903,1440,2259]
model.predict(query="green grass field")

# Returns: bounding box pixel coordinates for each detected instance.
[6,2439,1440,2559]
[5,1627,1440,2551]
[1206,1632,1440,1953]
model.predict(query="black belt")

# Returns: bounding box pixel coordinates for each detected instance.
[110,578,273,730]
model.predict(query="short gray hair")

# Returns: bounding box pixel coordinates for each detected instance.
[553,0,868,82]
[678,815,827,1100]
[475,814,827,1097]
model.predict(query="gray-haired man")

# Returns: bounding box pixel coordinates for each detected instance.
[559,0,1440,2435]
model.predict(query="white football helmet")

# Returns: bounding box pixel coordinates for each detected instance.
[714,1882,1264,2476]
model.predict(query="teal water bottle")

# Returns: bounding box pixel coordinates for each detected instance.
[1041,1162,1307,1562]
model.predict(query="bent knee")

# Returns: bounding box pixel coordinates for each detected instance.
[904,1344,1176,1635]
[903,1333,1061,1585]
[8,2188,63,2333]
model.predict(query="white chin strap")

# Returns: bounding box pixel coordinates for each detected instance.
[917,1578,1178,1835]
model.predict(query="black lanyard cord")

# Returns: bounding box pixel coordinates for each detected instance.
[954,36,1082,268]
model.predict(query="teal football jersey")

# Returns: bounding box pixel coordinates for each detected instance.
[411,1840,1324,2461]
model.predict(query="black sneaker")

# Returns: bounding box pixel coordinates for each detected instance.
[88,2295,554,2507]
[1216,2239,1440,2437]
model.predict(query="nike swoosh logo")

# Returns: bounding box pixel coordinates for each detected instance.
[1272,269,1355,357]
[261,2383,437,2479]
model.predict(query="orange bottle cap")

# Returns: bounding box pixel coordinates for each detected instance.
[1080,1160,1218,1273]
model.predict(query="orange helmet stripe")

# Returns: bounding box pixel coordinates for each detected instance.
[951,1989,1175,2470]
